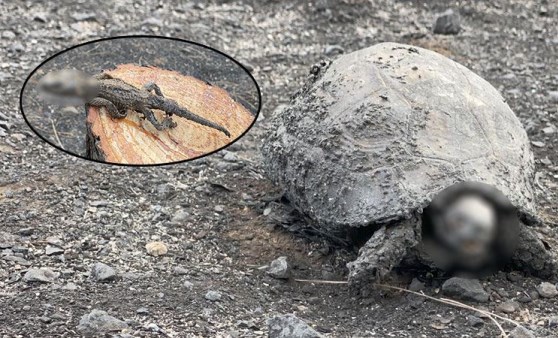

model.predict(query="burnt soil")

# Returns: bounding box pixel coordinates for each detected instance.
[1,0,557,337]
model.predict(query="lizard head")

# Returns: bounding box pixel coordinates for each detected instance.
[39,69,98,100]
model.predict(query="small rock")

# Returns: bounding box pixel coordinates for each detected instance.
[324,45,344,56]
[33,12,48,22]
[542,126,555,135]
[183,281,194,289]
[508,326,535,338]
[433,9,461,35]
[23,268,58,283]
[536,282,558,298]
[18,227,34,236]
[171,210,189,223]
[408,278,425,292]
[142,17,163,27]
[45,245,64,256]
[91,262,117,282]
[496,301,519,313]
[62,282,78,291]
[467,315,484,327]
[77,309,128,335]
[441,277,489,303]
[531,141,545,148]
[173,266,188,275]
[549,316,558,328]
[548,91,558,103]
[0,231,16,248]
[205,290,222,301]
[268,314,323,338]
[136,307,150,315]
[146,241,168,256]
[46,236,63,247]
[71,12,96,21]
[2,30,16,39]
[223,152,238,162]
[214,205,224,212]
[268,256,290,279]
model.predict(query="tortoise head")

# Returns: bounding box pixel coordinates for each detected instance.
[435,194,497,257]
[39,69,98,99]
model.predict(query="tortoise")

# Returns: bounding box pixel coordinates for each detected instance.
[261,42,558,287]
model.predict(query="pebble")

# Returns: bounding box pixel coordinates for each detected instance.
[549,316,558,328]
[45,245,64,256]
[171,210,190,223]
[548,91,558,103]
[542,126,555,135]
[536,282,558,298]
[71,12,96,21]
[146,241,168,256]
[173,266,188,275]
[205,290,222,301]
[496,301,519,313]
[91,262,117,282]
[77,309,128,335]
[2,30,15,39]
[433,9,461,35]
[18,227,34,236]
[531,141,545,148]
[408,278,425,292]
[467,315,484,327]
[62,282,78,291]
[508,326,535,338]
[23,268,58,283]
[183,281,194,289]
[136,307,150,315]
[324,45,344,56]
[267,256,290,279]
[268,314,323,338]
[441,277,489,303]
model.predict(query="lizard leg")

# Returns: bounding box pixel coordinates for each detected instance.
[139,106,177,131]
[143,82,165,97]
[87,97,127,118]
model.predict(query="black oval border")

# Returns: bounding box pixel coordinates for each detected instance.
[19,35,262,167]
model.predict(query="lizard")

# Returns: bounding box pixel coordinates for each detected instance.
[39,69,231,137]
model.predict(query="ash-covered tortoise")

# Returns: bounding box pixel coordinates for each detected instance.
[262,42,557,286]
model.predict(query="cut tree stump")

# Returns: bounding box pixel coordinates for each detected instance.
[85,64,255,165]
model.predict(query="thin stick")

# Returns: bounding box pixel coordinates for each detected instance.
[50,119,64,150]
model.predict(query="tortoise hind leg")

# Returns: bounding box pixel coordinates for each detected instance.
[347,216,421,291]
[512,221,558,279]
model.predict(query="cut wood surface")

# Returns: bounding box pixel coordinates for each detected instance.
[85,64,255,165]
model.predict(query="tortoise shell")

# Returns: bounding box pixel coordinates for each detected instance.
[262,42,535,232]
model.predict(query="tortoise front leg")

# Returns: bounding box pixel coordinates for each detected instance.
[347,217,420,292]
[87,97,127,119]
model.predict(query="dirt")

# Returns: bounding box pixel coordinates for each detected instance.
[1,0,557,337]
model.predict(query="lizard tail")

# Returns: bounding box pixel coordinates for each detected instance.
[165,103,231,137]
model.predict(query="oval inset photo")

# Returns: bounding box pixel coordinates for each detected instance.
[20,36,261,166]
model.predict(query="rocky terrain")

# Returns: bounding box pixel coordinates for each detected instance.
[0,0,557,337]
